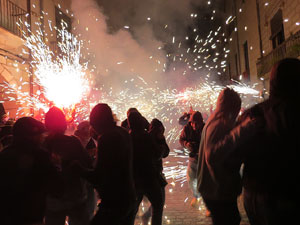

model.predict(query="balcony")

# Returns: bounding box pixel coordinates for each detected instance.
[257,30,300,77]
[0,0,27,38]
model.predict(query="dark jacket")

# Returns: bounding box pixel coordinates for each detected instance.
[205,58,300,200]
[85,126,136,206]
[197,90,242,201]
[0,143,61,225]
[179,122,204,159]
[149,133,170,173]
[211,98,299,196]
[130,129,159,189]
[44,134,92,210]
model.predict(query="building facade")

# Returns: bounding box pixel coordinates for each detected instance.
[224,0,300,96]
[0,0,72,119]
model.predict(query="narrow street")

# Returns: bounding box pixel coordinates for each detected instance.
[135,148,250,225]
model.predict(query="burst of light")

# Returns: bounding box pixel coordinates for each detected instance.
[21,21,91,109]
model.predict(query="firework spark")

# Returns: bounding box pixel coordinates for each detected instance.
[22,21,91,109]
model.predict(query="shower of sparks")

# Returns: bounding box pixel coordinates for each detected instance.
[89,79,260,189]
[94,79,260,144]
[0,5,264,222]
[1,19,92,120]
[0,80,49,118]
[27,21,91,108]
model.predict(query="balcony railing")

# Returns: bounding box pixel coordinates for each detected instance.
[257,30,300,77]
[0,0,27,38]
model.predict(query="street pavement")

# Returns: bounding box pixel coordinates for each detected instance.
[134,147,250,225]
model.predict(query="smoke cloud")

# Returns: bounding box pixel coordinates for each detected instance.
[71,0,212,91]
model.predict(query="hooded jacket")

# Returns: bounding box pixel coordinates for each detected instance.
[179,122,203,159]
[197,88,242,201]
[203,58,300,199]
[180,111,205,159]
[84,126,136,207]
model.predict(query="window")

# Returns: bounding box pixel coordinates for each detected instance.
[270,9,285,49]
[243,41,250,80]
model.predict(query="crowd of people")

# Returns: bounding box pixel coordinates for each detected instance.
[0,103,169,225]
[0,57,299,225]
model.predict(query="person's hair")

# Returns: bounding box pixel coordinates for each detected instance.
[127,108,138,117]
[270,58,300,99]
[13,117,46,140]
[190,111,203,123]
[149,118,165,133]
[77,121,90,132]
[90,103,114,133]
[128,111,144,131]
[75,121,90,136]
[45,107,67,133]
[216,87,241,115]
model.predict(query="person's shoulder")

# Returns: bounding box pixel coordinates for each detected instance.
[238,100,269,123]
[33,147,52,161]
[99,126,125,142]
[116,125,129,133]
[45,133,80,151]
[251,100,270,112]
[121,119,128,126]
[45,132,65,142]
[53,133,77,143]
[69,134,82,144]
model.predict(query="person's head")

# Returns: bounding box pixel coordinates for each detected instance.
[5,118,14,126]
[216,87,241,122]
[269,58,300,99]
[90,103,115,135]
[190,111,204,131]
[74,121,90,139]
[149,118,165,137]
[45,107,67,134]
[128,111,144,131]
[126,108,139,117]
[13,117,46,145]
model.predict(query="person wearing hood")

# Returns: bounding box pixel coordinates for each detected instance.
[0,117,61,225]
[178,106,194,126]
[128,112,164,225]
[139,118,170,225]
[179,111,205,207]
[197,88,242,225]
[201,58,300,225]
[121,108,149,131]
[82,103,136,225]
